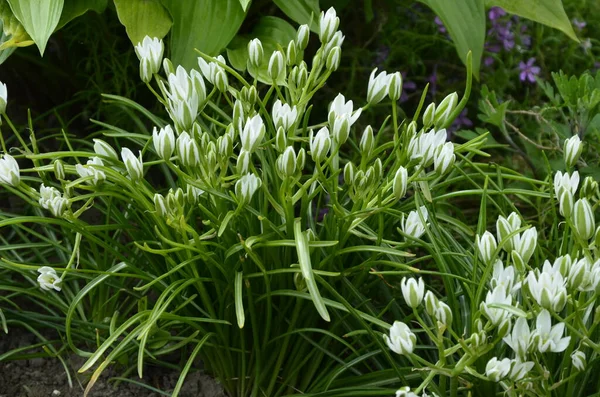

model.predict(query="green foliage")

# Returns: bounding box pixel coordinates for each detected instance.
[114,0,172,44]
[6,0,64,55]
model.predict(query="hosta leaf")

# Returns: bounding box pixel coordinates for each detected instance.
[7,0,64,55]
[419,0,485,78]
[487,0,578,42]
[238,0,251,12]
[114,0,172,45]
[227,16,296,85]
[273,0,320,32]
[57,0,107,30]
[161,0,246,70]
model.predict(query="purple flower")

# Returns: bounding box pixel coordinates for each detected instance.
[427,66,438,97]
[572,18,586,31]
[484,56,495,67]
[518,58,541,83]
[488,7,506,21]
[434,16,446,34]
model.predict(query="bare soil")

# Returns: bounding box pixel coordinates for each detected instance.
[0,328,226,397]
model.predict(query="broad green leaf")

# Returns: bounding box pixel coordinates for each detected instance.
[419,0,485,77]
[7,0,64,55]
[0,1,33,50]
[114,0,172,45]
[161,0,246,69]
[227,16,296,84]
[487,0,578,42]
[238,0,251,12]
[273,0,320,32]
[57,0,107,30]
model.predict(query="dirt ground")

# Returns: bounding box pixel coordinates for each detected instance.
[0,327,226,397]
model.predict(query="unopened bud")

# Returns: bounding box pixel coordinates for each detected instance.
[286,40,297,66]
[360,125,374,155]
[268,51,285,83]
[434,92,458,127]
[325,46,341,71]
[388,72,402,102]
[248,38,264,69]
[393,166,408,200]
[423,103,436,129]
[296,24,310,50]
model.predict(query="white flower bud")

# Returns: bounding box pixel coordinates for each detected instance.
[163,58,175,76]
[434,141,455,175]
[360,125,374,155]
[277,146,297,178]
[476,231,497,264]
[309,127,331,163]
[325,46,341,71]
[400,277,425,309]
[296,24,310,50]
[527,268,567,312]
[154,193,167,217]
[39,184,69,217]
[235,173,261,205]
[554,170,579,197]
[434,301,453,328]
[53,160,65,181]
[214,69,229,93]
[240,114,265,153]
[76,157,105,185]
[434,92,458,127]
[367,68,390,105]
[564,135,583,168]
[573,198,595,240]
[286,40,297,66]
[344,162,355,184]
[217,134,233,160]
[267,51,285,82]
[401,206,428,239]
[121,148,143,181]
[393,167,408,200]
[93,139,119,161]
[0,82,7,115]
[383,321,416,356]
[485,357,511,382]
[496,212,521,252]
[388,72,402,102]
[571,350,586,371]
[293,62,308,88]
[134,36,164,83]
[422,103,436,129]
[424,290,438,317]
[559,189,574,218]
[0,153,20,186]
[272,100,298,132]
[275,127,287,152]
[319,7,339,44]
[176,131,200,167]
[513,227,537,264]
[153,125,175,160]
[236,150,251,175]
[37,266,62,292]
[247,38,264,69]
[296,148,306,171]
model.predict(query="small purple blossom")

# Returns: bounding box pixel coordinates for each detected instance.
[488,7,506,21]
[519,57,541,83]
[484,56,495,67]
[427,66,438,97]
[434,16,446,34]
[572,18,586,31]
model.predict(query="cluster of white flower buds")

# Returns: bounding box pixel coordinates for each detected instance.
[0,153,20,186]
[39,184,69,217]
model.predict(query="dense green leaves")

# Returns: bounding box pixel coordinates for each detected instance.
[114,0,172,45]
[419,0,486,78]
[487,0,578,41]
[161,0,246,69]
[7,0,64,55]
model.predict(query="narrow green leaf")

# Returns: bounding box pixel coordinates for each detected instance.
[235,271,245,328]
[419,0,485,77]
[161,0,246,69]
[7,0,64,55]
[294,218,330,322]
[114,0,172,45]
[487,0,578,42]
[273,0,320,31]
